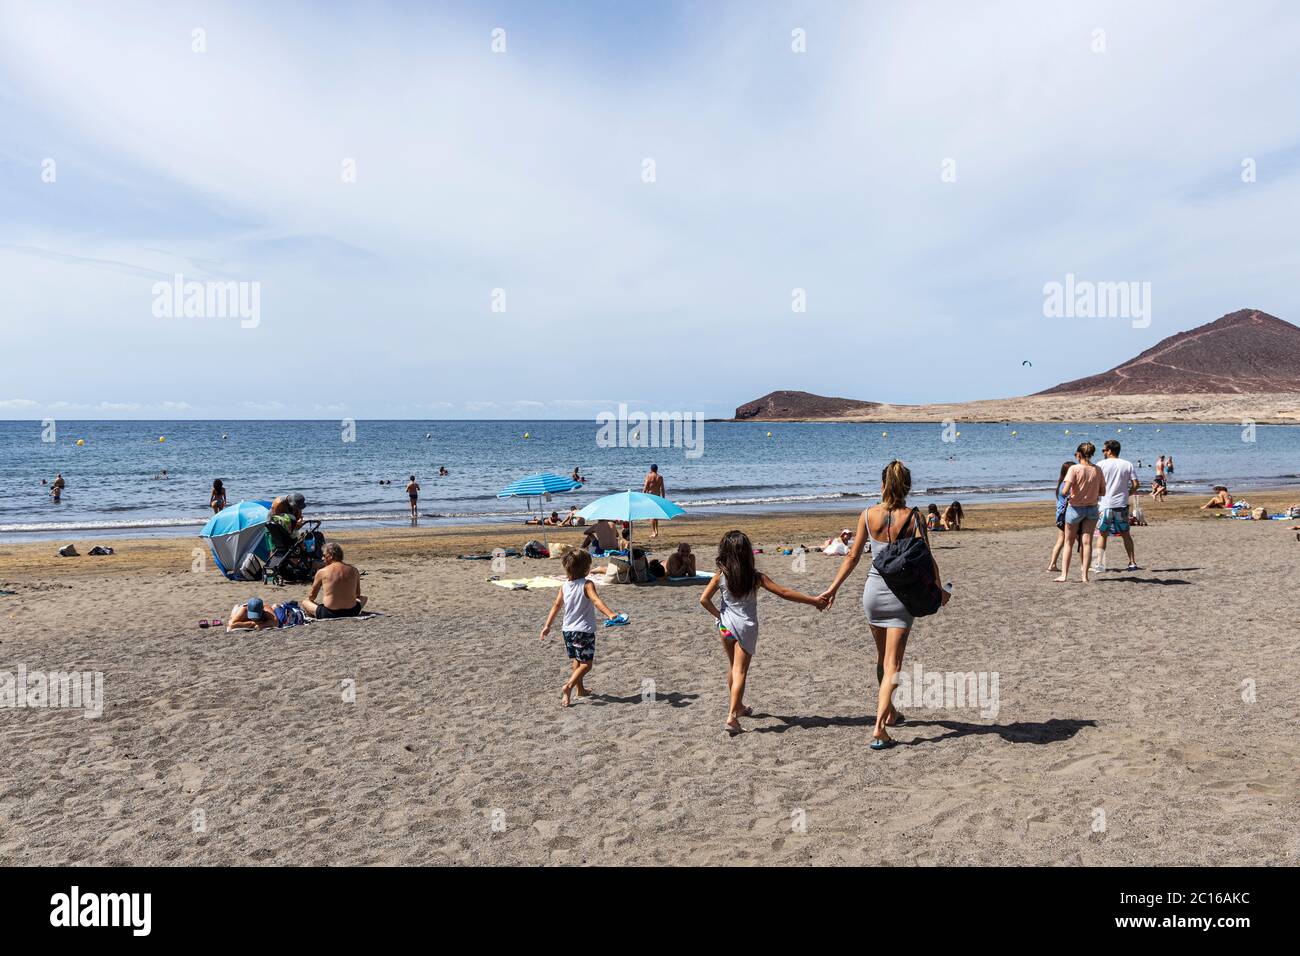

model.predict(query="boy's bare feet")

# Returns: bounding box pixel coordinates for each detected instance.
[561,686,572,707]
[724,718,743,737]
[1053,574,1069,583]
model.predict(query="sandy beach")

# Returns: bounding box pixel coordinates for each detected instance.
[2,492,1297,866]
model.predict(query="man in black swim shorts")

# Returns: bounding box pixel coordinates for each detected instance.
[301,543,368,619]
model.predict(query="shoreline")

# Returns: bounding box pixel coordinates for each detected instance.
[3,488,1295,576]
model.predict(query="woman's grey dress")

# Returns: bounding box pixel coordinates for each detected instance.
[862,526,915,629]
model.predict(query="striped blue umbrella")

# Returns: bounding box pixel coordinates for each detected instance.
[498,473,585,547]
[497,473,584,499]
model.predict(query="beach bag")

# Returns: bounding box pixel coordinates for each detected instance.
[523,540,550,559]
[871,508,942,617]
[604,557,631,584]
[647,558,666,579]
[238,552,264,581]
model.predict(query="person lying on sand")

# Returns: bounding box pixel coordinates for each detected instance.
[301,543,368,619]
[227,597,280,632]
[1201,486,1233,509]
[821,529,852,555]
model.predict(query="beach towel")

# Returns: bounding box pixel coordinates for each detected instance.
[490,576,566,590]
[666,572,712,583]
[458,548,520,560]
[311,610,384,622]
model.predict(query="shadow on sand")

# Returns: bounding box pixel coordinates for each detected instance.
[747,714,1097,746]
[590,690,699,709]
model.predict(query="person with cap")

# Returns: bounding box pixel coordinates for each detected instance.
[821,528,853,555]
[226,596,282,632]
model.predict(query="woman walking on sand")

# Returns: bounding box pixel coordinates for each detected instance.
[818,460,950,750]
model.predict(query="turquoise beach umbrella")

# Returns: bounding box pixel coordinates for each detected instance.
[576,491,686,556]
[576,491,686,524]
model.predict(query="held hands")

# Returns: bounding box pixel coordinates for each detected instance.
[816,590,837,611]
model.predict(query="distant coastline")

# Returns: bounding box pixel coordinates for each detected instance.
[726,392,1300,425]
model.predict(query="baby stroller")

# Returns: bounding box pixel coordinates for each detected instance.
[263,518,326,586]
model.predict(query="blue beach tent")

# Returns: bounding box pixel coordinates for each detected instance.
[200,499,273,579]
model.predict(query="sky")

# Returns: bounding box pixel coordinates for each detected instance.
[2,0,1300,420]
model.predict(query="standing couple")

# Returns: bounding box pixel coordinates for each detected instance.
[1050,440,1140,582]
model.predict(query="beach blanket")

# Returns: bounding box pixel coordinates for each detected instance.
[458,548,520,560]
[490,576,566,590]
[666,572,712,584]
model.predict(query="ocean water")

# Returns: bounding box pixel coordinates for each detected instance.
[1,419,1297,541]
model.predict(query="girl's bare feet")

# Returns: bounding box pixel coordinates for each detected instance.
[561,686,572,707]
[1053,574,1069,583]
[1047,565,1060,572]
[739,705,753,717]
[724,717,743,736]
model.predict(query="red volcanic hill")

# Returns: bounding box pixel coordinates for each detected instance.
[733,390,879,420]
[1037,309,1300,396]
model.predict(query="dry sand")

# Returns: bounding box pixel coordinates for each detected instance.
[1,495,1298,865]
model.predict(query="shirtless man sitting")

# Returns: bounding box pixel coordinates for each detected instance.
[666,542,696,577]
[301,543,368,619]
[581,519,619,552]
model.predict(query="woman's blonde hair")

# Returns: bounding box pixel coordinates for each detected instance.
[880,460,912,510]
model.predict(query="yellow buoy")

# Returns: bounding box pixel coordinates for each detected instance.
[159,436,166,442]
[1064,429,1070,434]
[882,431,888,437]
[766,431,772,438]
[523,432,529,439]
[76,439,85,446]
[1010,431,1017,437]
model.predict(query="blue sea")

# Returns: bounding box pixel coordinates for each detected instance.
[2,419,1297,541]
